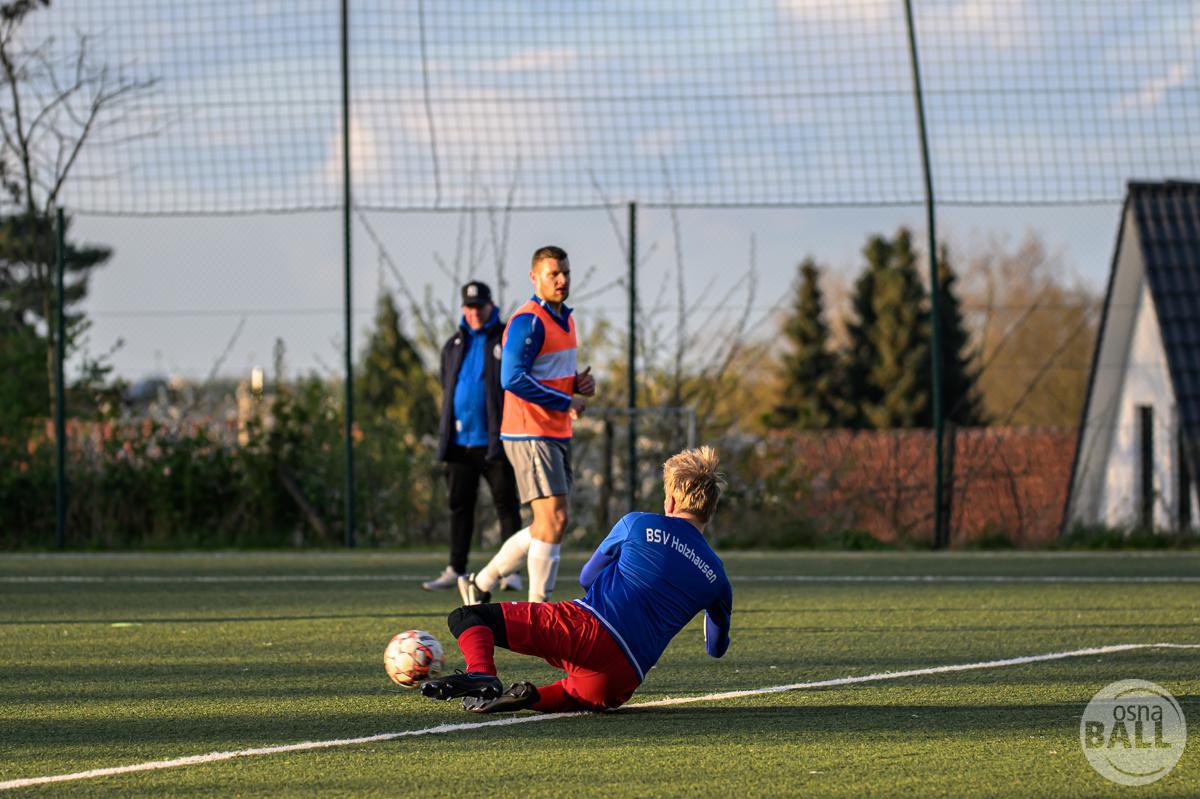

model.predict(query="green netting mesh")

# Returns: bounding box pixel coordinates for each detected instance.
[7,0,1198,214]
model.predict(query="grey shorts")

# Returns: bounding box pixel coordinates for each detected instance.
[502,439,573,504]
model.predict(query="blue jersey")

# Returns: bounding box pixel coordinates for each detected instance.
[451,310,497,447]
[575,512,733,681]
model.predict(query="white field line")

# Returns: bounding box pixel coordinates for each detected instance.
[734,575,1200,583]
[2,642,1197,791]
[0,575,425,583]
[628,642,1200,709]
[5,552,1196,561]
[2,574,1200,584]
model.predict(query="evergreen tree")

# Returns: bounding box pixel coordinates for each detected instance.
[837,234,891,428]
[865,229,931,428]
[840,229,932,429]
[935,244,987,426]
[0,212,112,426]
[356,292,438,436]
[770,258,837,429]
[0,316,44,435]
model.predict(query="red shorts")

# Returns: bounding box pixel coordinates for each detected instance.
[501,600,641,711]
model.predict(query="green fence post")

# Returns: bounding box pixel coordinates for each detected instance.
[55,207,66,549]
[627,201,638,512]
[903,0,949,549]
[341,0,356,547]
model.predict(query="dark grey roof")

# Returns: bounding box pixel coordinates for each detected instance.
[1129,181,1200,449]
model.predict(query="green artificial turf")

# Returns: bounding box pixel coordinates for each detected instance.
[1,551,1198,797]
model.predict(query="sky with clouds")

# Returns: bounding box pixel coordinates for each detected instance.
[10,0,1198,381]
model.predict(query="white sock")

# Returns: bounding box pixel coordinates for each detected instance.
[476,527,531,592]
[527,539,561,602]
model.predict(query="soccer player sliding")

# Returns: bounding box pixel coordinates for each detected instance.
[421,446,734,713]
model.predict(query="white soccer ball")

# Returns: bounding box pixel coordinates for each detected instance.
[384,629,445,688]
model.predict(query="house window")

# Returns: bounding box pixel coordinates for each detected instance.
[1138,405,1153,530]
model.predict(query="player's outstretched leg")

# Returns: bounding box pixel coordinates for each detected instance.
[455,573,491,605]
[420,605,507,701]
[463,528,532,603]
[420,670,502,701]
[463,678,610,714]
[461,681,541,713]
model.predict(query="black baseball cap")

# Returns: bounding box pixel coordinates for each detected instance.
[461,281,493,307]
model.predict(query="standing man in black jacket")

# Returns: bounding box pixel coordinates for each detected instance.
[424,281,524,592]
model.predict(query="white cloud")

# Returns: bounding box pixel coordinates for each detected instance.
[481,47,578,73]
[634,127,682,158]
[776,0,898,26]
[1116,62,1193,114]
[777,0,1035,50]
[311,84,575,207]
[930,0,1031,50]
[321,113,381,191]
[1112,12,1200,115]
[251,1,288,16]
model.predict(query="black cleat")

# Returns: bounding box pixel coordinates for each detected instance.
[461,681,540,713]
[420,671,503,702]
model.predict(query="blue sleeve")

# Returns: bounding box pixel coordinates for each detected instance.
[704,578,733,658]
[500,313,572,412]
[579,515,633,588]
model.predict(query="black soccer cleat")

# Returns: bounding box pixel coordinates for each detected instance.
[419,671,503,702]
[461,681,540,714]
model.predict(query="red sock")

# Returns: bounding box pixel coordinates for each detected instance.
[456,626,497,675]
[531,680,587,713]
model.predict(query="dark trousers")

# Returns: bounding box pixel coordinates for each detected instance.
[446,445,522,574]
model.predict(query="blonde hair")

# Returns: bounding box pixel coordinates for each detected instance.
[662,446,725,523]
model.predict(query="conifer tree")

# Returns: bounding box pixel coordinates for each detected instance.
[357,292,437,436]
[864,229,931,428]
[771,258,837,429]
[841,229,933,429]
[935,244,987,426]
[0,213,112,418]
[837,234,891,428]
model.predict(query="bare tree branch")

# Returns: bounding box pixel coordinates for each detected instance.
[482,158,519,311]
[1,20,156,214]
[571,277,624,303]
[698,237,759,400]
[355,207,440,351]
[205,316,247,385]
[0,14,35,212]
[660,159,687,406]
[430,251,457,284]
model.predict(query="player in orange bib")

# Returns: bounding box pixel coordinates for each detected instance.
[459,246,595,603]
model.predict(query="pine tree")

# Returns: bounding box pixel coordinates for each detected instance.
[356,292,438,436]
[838,234,891,428]
[0,317,44,436]
[841,229,933,429]
[771,258,837,429]
[0,212,112,427]
[866,229,931,428]
[934,244,986,426]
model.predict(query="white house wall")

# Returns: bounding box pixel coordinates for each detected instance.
[1098,282,1182,528]
[1070,207,1142,525]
